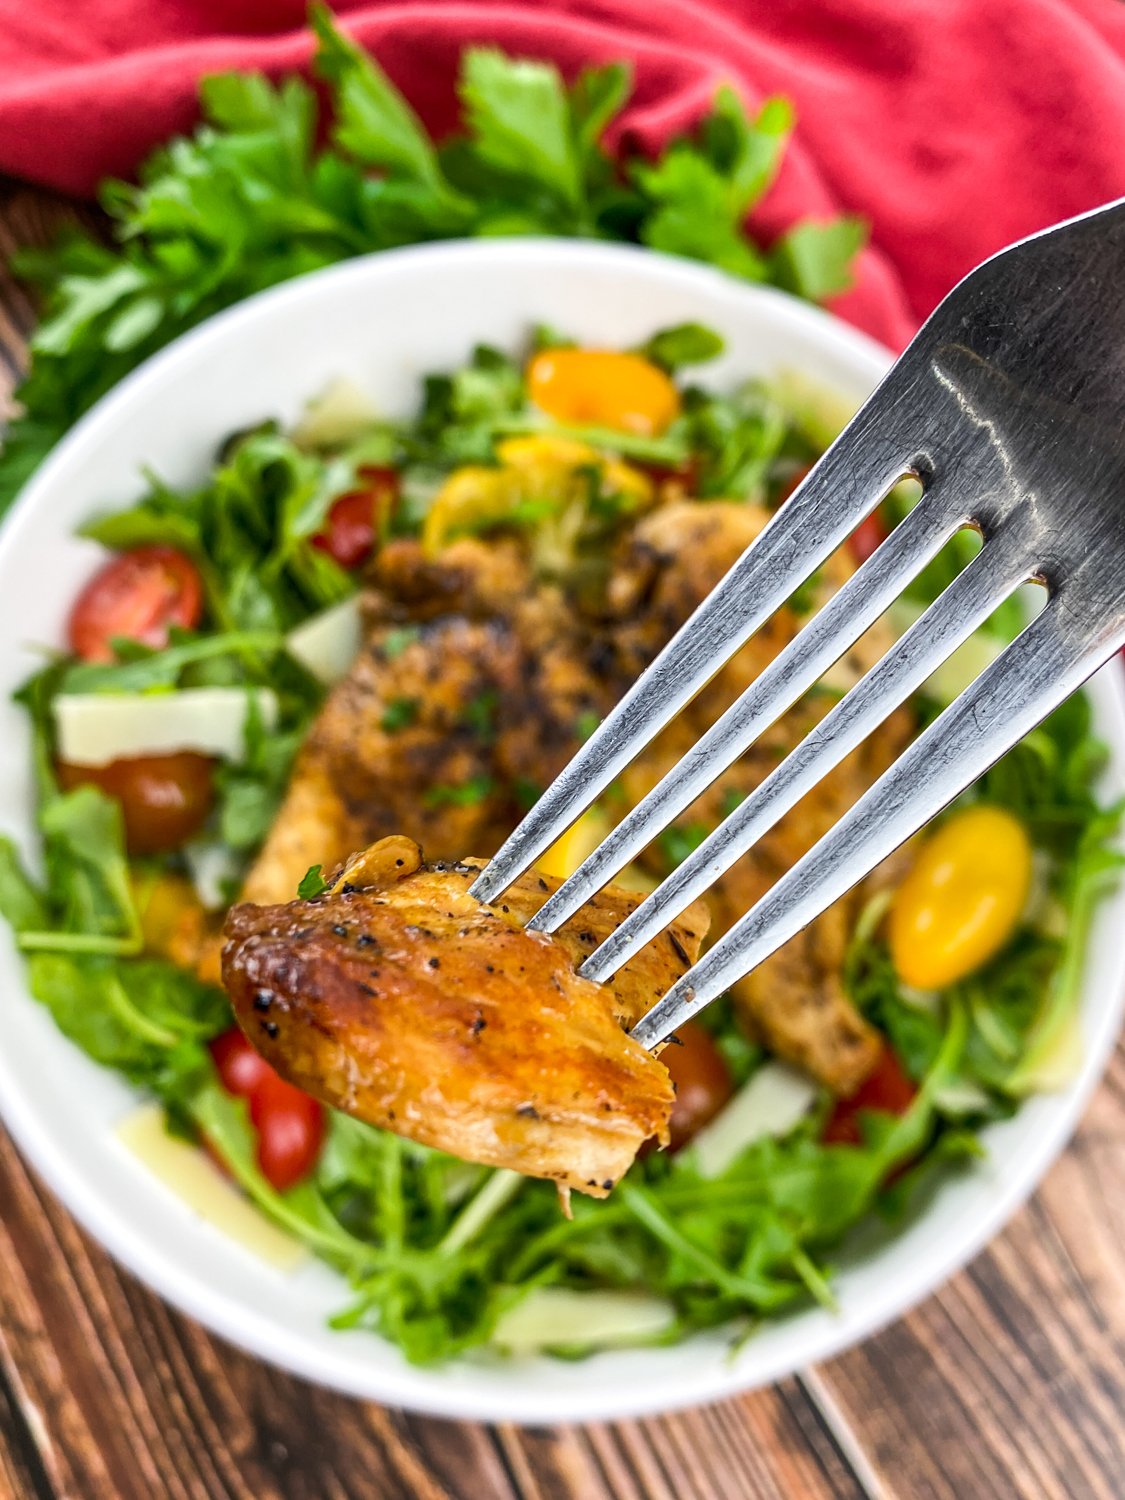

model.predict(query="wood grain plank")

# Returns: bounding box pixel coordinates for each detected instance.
[812,1037,1125,1500]
[1,1117,873,1500]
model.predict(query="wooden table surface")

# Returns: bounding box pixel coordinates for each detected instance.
[1,180,1124,1500]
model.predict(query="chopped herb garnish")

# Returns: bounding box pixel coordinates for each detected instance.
[298,865,330,899]
[512,777,542,811]
[658,823,711,869]
[382,626,421,660]
[461,689,500,741]
[424,776,495,809]
[381,696,420,733]
[720,787,747,818]
[575,709,602,742]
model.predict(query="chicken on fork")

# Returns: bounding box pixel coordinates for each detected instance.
[222,836,708,1197]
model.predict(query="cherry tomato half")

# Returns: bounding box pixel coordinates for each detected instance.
[848,509,889,565]
[68,546,203,663]
[210,1027,273,1099]
[312,467,398,570]
[527,348,680,437]
[822,1043,917,1146]
[208,1027,325,1193]
[57,751,215,855]
[662,1020,735,1152]
[250,1073,326,1192]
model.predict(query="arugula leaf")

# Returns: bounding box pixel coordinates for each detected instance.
[59,630,281,696]
[213,696,311,856]
[673,379,789,499]
[0,839,48,933]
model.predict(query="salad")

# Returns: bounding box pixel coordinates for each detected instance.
[0,325,1120,1365]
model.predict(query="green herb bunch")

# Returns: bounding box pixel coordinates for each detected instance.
[0,3,865,511]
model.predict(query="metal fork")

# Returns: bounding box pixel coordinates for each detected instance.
[470,198,1125,1049]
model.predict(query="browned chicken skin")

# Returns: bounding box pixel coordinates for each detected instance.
[223,837,707,1196]
[607,503,912,1092]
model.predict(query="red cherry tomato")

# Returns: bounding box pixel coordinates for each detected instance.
[662,1020,735,1152]
[68,546,203,663]
[312,467,398,569]
[638,455,702,495]
[848,510,889,565]
[208,1026,325,1192]
[210,1027,273,1098]
[250,1073,326,1192]
[56,751,215,854]
[775,462,812,506]
[822,1043,917,1146]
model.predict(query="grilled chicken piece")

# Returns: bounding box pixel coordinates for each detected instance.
[241,538,613,909]
[607,502,912,1095]
[222,836,707,1196]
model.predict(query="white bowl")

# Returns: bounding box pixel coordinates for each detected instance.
[0,240,1122,1423]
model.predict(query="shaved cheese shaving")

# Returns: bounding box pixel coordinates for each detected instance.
[491,1288,674,1355]
[116,1104,307,1272]
[285,596,362,685]
[691,1061,818,1179]
[54,688,277,767]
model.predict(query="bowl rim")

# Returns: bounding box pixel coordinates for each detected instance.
[0,236,1122,1423]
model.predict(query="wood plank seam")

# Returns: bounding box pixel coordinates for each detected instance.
[0,1356,59,1500]
[797,1370,887,1500]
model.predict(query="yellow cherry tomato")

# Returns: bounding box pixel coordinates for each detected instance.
[421,464,519,554]
[526,348,680,437]
[423,437,655,556]
[888,805,1033,990]
[537,807,611,881]
[496,434,653,509]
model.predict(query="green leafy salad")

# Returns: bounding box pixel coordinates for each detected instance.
[0,323,1120,1365]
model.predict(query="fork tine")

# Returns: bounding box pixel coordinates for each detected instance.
[468,414,916,905]
[527,478,965,937]
[578,516,1036,986]
[631,594,1120,1049]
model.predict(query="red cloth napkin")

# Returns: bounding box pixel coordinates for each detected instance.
[0,0,1123,351]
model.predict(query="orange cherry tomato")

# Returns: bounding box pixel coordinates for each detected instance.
[849,510,889,564]
[662,1020,735,1152]
[209,1027,325,1193]
[68,546,203,663]
[57,751,215,855]
[527,348,680,437]
[312,467,398,569]
[822,1043,917,1146]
